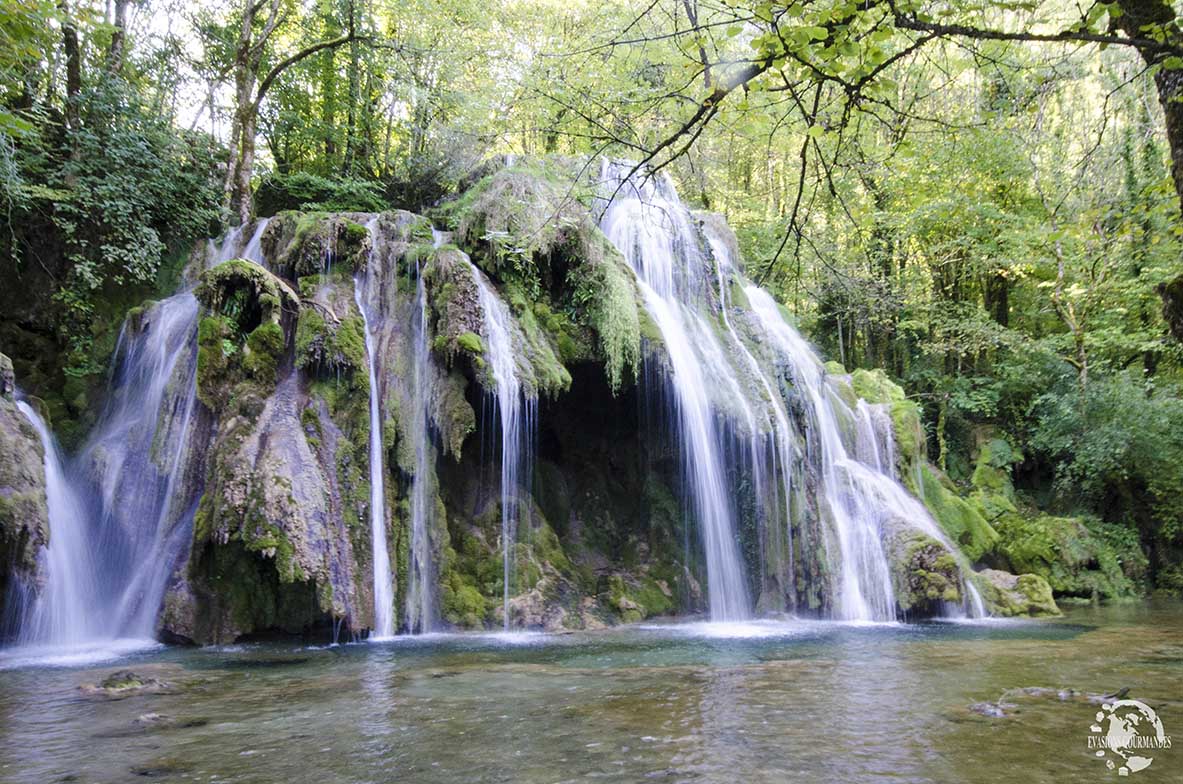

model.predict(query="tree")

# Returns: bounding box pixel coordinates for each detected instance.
[220,0,365,224]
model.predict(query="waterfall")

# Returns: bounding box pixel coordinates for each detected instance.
[10,292,202,647]
[14,402,103,644]
[404,239,438,633]
[464,258,534,631]
[743,285,988,619]
[241,218,270,264]
[599,162,751,621]
[355,219,395,639]
[706,227,801,609]
[83,292,202,637]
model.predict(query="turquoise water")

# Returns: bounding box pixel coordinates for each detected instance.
[0,604,1180,783]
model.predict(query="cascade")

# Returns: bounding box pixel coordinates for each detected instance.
[8,291,201,645]
[464,258,535,631]
[7,222,266,649]
[599,162,751,621]
[600,160,984,621]
[13,402,103,644]
[355,219,396,638]
[744,285,984,619]
[403,232,439,633]
[705,226,801,609]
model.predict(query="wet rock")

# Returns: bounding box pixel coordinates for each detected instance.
[884,521,962,618]
[79,670,174,699]
[0,377,49,590]
[0,352,13,400]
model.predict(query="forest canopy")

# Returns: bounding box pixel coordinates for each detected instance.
[2,0,1183,593]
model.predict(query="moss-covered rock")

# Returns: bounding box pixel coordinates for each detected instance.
[260,212,372,279]
[195,259,298,329]
[885,522,962,616]
[917,463,1000,561]
[850,368,925,471]
[966,436,1143,601]
[974,568,1060,617]
[295,307,367,379]
[194,262,298,414]
[0,380,49,596]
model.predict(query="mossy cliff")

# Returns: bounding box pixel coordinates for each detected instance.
[18,156,1136,642]
[0,353,50,624]
[848,365,1143,616]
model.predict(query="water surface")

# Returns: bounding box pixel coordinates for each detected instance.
[1,603,1180,783]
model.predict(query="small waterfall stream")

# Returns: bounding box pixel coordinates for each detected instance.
[355,219,396,639]
[600,163,751,621]
[744,285,986,619]
[465,258,534,631]
[14,402,103,645]
[404,235,440,633]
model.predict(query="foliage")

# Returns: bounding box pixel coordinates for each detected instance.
[255,171,385,215]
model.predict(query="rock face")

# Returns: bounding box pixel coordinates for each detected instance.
[975,568,1060,617]
[884,522,962,618]
[9,158,1072,643]
[0,353,49,623]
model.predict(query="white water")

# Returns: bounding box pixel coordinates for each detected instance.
[599,162,750,621]
[706,227,801,608]
[14,402,103,644]
[8,286,203,652]
[744,285,985,619]
[405,244,438,633]
[465,258,533,631]
[355,219,395,639]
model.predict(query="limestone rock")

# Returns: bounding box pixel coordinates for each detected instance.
[0,372,49,592]
[975,568,1060,617]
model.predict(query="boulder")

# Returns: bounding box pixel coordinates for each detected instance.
[974,568,1060,617]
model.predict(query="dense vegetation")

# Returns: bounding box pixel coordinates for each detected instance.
[2,0,1182,595]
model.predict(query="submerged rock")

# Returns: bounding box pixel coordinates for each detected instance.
[80,670,174,699]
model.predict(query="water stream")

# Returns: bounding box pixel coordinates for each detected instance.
[465,258,534,630]
[599,162,751,621]
[354,224,396,639]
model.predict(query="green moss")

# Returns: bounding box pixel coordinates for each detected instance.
[572,227,642,392]
[973,569,1060,617]
[889,529,962,614]
[441,570,488,627]
[918,463,1000,561]
[456,332,484,355]
[991,511,1141,600]
[263,212,372,278]
[243,322,284,386]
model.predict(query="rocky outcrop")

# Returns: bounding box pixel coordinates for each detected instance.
[974,568,1059,617]
[0,353,49,617]
[884,521,962,617]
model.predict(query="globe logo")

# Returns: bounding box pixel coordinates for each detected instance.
[1088,699,1173,776]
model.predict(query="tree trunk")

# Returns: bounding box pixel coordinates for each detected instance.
[60,1,81,132]
[1116,2,1183,234]
[108,0,130,74]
